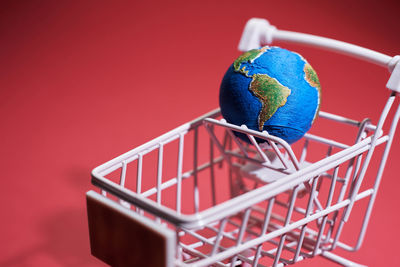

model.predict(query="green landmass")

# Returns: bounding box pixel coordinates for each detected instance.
[249,74,291,130]
[231,49,322,132]
[304,63,321,122]
[233,47,268,76]
[304,63,321,91]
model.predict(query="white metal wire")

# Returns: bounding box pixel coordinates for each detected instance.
[88,19,400,267]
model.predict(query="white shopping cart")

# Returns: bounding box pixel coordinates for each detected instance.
[86,18,400,267]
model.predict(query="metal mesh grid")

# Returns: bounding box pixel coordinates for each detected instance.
[88,18,400,266]
[90,95,400,266]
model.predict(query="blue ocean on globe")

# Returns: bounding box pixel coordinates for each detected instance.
[219,46,321,144]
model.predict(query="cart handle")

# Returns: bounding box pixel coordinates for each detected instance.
[238,18,400,75]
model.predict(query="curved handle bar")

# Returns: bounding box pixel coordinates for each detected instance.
[238,18,399,73]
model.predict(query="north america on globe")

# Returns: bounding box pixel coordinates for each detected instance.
[219,46,321,144]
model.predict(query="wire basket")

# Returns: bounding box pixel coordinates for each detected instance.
[86,18,400,267]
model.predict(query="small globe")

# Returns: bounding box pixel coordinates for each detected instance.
[219,46,321,144]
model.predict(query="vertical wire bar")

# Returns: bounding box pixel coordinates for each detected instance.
[331,220,345,250]
[313,217,329,256]
[157,144,163,205]
[324,222,334,245]
[268,139,290,169]
[342,93,395,222]
[299,139,309,164]
[330,154,360,244]
[312,167,339,256]
[347,154,363,199]
[222,127,230,147]
[246,132,270,163]
[354,99,400,250]
[230,208,252,267]
[311,183,324,212]
[221,126,231,169]
[328,153,358,235]
[136,153,143,213]
[282,149,290,169]
[329,157,357,234]
[193,127,200,213]
[176,134,184,214]
[332,157,374,248]
[338,156,357,202]
[211,218,228,255]
[331,119,369,228]
[228,134,235,199]
[326,166,339,208]
[210,124,217,207]
[137,153,143,194]
[293,175,320,262]
[273,187,299,267]
[326,145,333,158]
[274,236,288,265]
[120,161,127,187]
[226,127,249,157]
[204,122,230,162]
[321,167,340,243]
[252,197,275,267]
[332,95,393,251]
[355,118,372,143]
[119,161,131,208]
[238,124,270,163]
[176,227,183,262]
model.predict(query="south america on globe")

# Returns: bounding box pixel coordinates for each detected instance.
[219,46,321,144]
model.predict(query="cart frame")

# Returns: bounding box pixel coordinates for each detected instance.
[87,18,400,267]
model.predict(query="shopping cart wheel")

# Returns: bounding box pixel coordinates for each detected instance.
[86,191,176,267]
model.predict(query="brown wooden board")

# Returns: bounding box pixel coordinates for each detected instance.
[86,191,175,267]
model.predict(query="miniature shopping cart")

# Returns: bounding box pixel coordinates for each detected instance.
[86,18,400,266]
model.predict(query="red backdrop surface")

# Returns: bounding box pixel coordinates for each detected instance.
[1,0,399,266]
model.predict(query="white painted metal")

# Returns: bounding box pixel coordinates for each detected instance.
[238,18,394,71]
[88,18,400,266]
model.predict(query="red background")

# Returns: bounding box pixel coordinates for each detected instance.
[1,0,400,266]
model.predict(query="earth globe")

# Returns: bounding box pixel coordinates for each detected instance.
[219,46,321,144]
